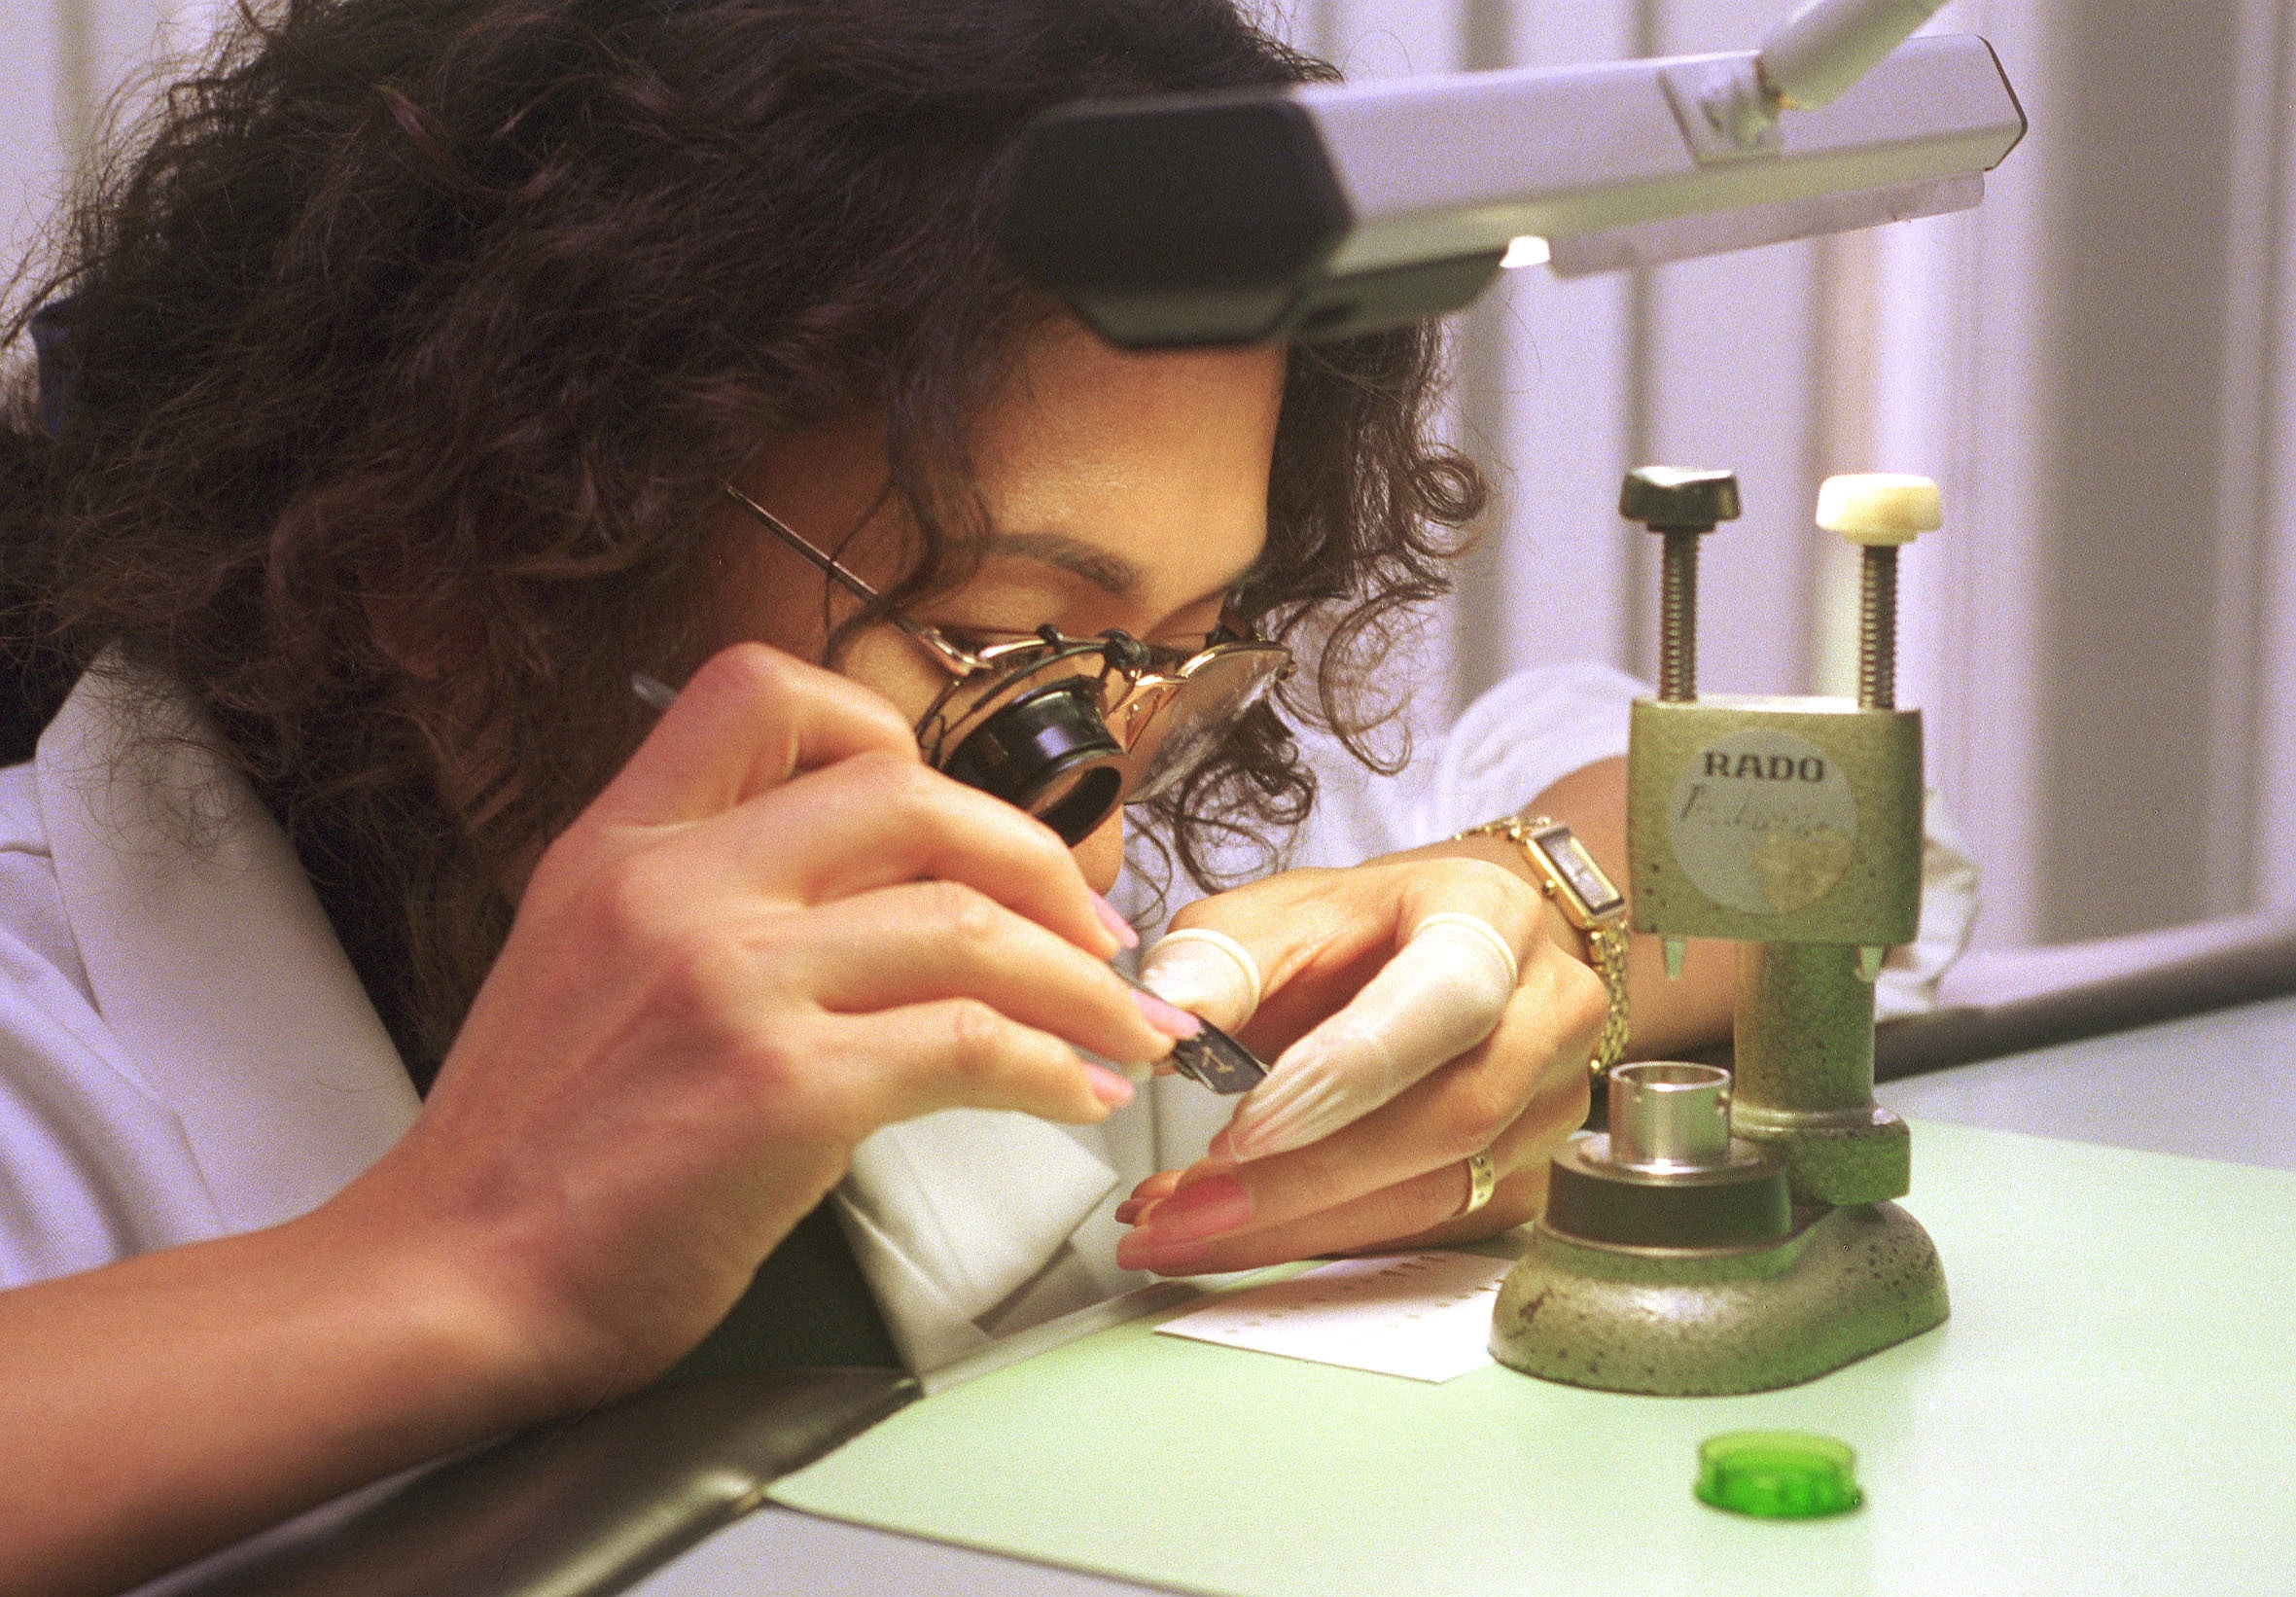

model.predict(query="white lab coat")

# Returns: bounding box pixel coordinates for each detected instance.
[0,657,1974,1372]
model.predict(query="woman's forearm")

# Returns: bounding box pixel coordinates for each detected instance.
[0,640,1183,1597]
[0,1201,550,1597]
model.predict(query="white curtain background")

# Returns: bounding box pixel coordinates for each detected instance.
[1283,0,2296,957]
[5,0,2292,956]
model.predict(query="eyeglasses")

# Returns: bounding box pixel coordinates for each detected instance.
[720,482,1292,845]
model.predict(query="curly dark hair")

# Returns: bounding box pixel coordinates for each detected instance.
[0,0,1484,1079]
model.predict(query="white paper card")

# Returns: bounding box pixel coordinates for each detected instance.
[1153,1252,1510,1382]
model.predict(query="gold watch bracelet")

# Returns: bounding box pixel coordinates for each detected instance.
[1453,813,1632,1083]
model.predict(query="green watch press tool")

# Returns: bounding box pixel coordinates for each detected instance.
[1490,468,1950,1395]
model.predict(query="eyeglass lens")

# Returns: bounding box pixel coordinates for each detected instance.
[1115,646,1289,803]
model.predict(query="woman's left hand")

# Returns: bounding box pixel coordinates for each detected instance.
[1114,851,1605,1274]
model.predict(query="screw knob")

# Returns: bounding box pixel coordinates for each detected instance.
[1623,467,1740,703]
[1817,473,1940,717]
[1816,473,1940,546]
[1620,466,1743,530]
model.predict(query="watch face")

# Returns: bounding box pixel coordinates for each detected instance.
[1536,826,1626,918]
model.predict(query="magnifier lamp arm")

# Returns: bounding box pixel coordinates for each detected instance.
[1759,0,1957,113]
[1695,0,1957,151]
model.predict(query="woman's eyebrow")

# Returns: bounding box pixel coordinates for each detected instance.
[988,530,1255,607]
[988,530,1145,595]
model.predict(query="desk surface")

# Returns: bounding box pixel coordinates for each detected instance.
[1876,989,2296,1171]
[633,994,2296,1597]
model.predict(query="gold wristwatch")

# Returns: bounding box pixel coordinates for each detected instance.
[1455,813,1632,1084]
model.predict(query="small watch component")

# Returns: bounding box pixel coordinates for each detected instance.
[1455,812,1631,1082]
[1117,971,1269,1094]
[1166,1019,1270,1095]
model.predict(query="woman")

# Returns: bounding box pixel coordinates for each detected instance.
[0,1,1767,1590]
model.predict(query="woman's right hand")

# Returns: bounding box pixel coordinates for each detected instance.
[332,642,1178,1407]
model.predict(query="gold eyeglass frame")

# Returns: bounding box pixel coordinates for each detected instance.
[717,481,1291,802]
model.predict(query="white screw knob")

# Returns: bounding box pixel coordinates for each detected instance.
[1817,473,1941,547]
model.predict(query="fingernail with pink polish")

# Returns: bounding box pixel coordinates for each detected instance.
[1113,1196,1149,1225]
[1092,894,1140,950]
[1129,1174,1250,1246]
[1130,989,1203,1040]
[1086,1064,1136,1108]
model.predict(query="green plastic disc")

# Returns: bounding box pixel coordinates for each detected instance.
[1694,1431,1864,1519]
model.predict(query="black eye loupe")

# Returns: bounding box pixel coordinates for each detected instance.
[939,679,1126,845]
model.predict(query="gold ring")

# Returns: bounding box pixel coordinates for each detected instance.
[1459,1148,1497,1218]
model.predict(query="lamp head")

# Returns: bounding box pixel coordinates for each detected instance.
[1000,29,2023,348]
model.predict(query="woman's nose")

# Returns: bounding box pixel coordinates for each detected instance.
[1072,802,1127,897]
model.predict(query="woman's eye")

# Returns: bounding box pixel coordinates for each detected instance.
[1149,611,1231,654]
[924,618,1049,649]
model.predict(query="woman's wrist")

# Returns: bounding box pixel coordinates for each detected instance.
[286,1188,577,1441]
[306,1163,627,1436]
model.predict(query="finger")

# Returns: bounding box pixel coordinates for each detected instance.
[1115,1168,1183,1224]
[595,642,918,825]
[1118,1044,1582,1267]
[1118,1118,1557,1276]
[629,753,1122,958]
[1137,929,1264,1030]
[1159,868,1381,1049]
[778,882,1192,1065]
[1395,858,1551,967]
[1239,997,1583,1213]
[1124,1168,1540,1277]
[765,759,1097,919]
[1223,913,1523,1160]
[831,1000,1135,1128]
[1118,965,1599,1257]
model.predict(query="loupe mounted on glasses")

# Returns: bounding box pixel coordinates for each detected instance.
[939,677,1128,847]
[921,625,1289,848]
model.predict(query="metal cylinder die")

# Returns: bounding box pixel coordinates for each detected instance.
[1608,1061,1733,1170]
[1541,1063,1791,1252]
